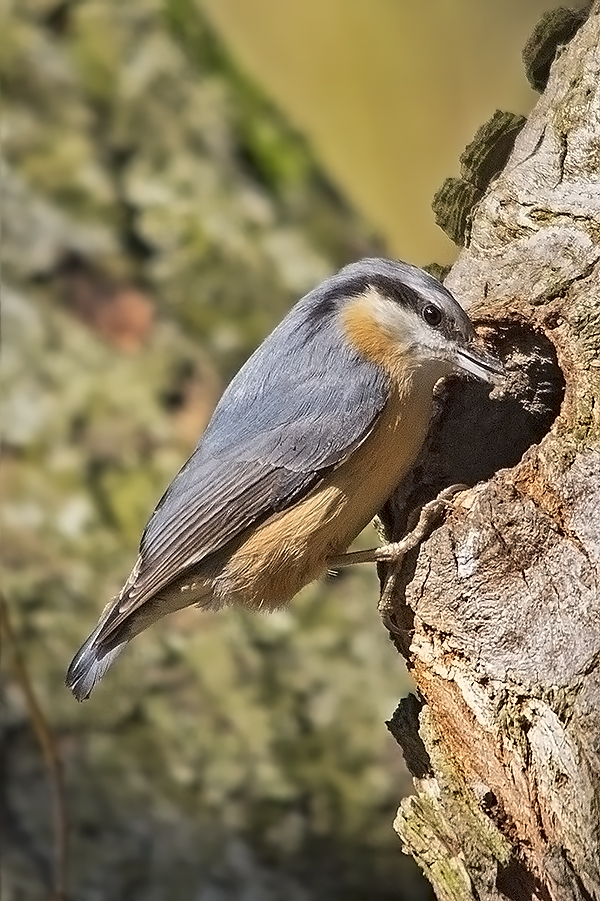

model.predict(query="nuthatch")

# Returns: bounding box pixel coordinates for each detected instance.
[67,258,503,699]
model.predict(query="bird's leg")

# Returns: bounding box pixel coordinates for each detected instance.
[377,483,468,630]
[329,483,468,633]
[328,483,468,570]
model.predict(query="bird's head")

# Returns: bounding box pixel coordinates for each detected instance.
[329,259,503,387]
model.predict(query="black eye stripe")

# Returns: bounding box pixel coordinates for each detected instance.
[422,304,443,327]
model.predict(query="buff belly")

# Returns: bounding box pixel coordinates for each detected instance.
[212,379,436,611]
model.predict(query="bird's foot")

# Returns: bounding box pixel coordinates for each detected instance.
[378,483,468,630]
[327,483,468,633]
[329,483,468,569]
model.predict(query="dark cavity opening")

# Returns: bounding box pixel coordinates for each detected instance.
[383,319,566,535]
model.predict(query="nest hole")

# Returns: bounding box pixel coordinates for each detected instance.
[384,319,566,534]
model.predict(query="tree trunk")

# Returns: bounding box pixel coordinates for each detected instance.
[383,6,600,900]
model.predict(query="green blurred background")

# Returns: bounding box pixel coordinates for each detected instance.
[1,1,579,899]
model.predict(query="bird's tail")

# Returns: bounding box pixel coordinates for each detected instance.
[65,597,132,701]
[66,580,214,700]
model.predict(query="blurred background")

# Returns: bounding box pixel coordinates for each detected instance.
[1,1,583,899]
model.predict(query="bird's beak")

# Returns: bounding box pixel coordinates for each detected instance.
[454,343,505,385]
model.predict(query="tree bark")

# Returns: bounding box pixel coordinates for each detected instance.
[383,7,600,900]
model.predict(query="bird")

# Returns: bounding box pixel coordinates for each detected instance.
[66,258,503,700]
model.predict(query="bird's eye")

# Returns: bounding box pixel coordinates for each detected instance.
[422,304,442,327]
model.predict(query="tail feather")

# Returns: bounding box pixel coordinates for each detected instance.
[66,632,127,701]
[66,580,214,700]
[66,596,129,700]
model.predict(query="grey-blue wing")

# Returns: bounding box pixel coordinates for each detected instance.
[121,302,389,612]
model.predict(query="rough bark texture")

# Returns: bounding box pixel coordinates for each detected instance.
[383,7,600,900]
